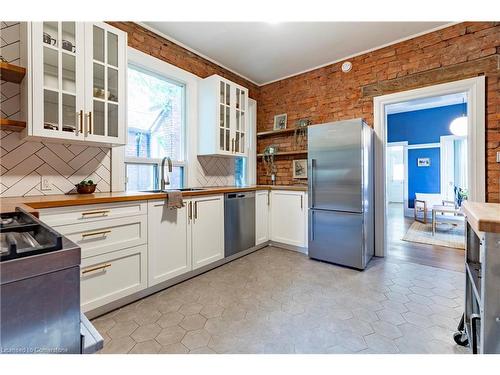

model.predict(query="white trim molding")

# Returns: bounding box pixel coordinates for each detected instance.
[373,76,485,257]
[111,47,199,191]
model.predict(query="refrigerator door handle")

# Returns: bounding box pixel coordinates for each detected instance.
[309,211,314,241]
[310,159,316,208]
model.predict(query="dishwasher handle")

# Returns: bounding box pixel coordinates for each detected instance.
[225,192,255,199]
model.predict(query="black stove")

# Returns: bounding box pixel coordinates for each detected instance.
[0,209,63,262]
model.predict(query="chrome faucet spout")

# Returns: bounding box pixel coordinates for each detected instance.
[160,156,173,190]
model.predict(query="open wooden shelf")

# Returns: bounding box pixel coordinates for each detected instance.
[257,128,297,137]
[0,62,26,83]
[257,150,308,157]
[0,118,27,132]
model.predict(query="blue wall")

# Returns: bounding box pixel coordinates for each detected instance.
[407,148,441,208]
[388,103,466,145]
[387,103,466,209]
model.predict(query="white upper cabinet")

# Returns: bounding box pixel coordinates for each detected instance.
[25,22,127,146]
[198,74,248,157]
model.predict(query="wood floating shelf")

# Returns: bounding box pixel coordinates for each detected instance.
[0,62,26,84]
[0,118,27,132]
[257,150,308,157]
[257,128,297,137]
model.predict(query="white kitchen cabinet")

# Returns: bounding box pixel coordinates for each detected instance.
[188,195,225,269]
[270,190,308,248]
[148,200,191,287]
[55,215,147,259]
[80,244,147,313]
[255,190,270,245]
[24,22,126,145]
[147,195,224,284]
[198,74,248,157]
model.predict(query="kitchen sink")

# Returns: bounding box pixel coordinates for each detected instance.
[140,188,206,193]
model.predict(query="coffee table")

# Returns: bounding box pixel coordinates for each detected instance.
[432,204,464,235]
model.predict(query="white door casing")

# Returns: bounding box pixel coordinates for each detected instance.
[374,76,485,257]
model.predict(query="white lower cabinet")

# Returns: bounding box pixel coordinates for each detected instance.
[54,215,147,259]
[189,195,224,270]
[255,190,270,245]
[147,194,224,286]
[80,245,147,313]
[148,201,190,287]
[270,190,307,248]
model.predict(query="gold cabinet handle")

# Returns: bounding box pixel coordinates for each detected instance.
[81,230,111,239]
[300,195,303,210]
[82,263,111,275]
[267,191,270,206]
[85,111,92,135]
[81,210,110,218]
[79,109,84,134]
[194,201,198,220]
[188,201,192,221]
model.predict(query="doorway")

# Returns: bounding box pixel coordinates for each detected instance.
[373,77,486,270]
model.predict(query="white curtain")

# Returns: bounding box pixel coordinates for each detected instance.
[454,138,467,190]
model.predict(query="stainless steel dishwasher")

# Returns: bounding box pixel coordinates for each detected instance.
[224,191,255,258]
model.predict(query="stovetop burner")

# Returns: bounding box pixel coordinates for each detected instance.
[0,209,63,262]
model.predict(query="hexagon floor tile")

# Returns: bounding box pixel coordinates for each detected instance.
[93,246,469,354]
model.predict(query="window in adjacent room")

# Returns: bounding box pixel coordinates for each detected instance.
[125,64,185,191]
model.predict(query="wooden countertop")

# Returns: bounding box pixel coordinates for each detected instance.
[0,185,307,214]
[462,201,500,234]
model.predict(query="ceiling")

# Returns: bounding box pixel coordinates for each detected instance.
[143,22,450,85]
[386,92,467,115]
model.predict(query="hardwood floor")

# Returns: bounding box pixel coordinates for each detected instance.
[386,203,464,272]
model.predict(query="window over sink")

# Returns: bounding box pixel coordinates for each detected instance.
[125,64,185,191]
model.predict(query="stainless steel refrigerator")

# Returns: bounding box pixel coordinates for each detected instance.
[308,119,374,270]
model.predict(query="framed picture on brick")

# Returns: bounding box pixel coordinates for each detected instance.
[273,113,287,130]
[293,159,307,179]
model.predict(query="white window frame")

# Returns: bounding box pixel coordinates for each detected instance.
[111,47,199,191]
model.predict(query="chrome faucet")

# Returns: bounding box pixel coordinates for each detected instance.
[160,156,172,190]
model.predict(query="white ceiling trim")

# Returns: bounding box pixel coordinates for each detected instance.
[258,22,458,86]
[136,22,260,86]
[139,21,457,87]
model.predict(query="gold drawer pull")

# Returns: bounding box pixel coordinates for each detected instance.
[81,210,110,217]
[81,230,111,239]
[82,263,111,275]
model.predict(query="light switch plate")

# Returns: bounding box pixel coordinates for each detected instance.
[41,177,52,191]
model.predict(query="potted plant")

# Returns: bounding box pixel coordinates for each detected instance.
[75,179,97,194]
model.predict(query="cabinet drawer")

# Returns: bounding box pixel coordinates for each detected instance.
[80,245,147,313]
[39,201,148,227]
[56,215,147,259]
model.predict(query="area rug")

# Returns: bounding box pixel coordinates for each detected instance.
[402,220,465,250]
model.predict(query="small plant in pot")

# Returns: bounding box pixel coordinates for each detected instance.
[75,179,97,194]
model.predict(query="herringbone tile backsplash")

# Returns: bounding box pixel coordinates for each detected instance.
[0,130,111,197]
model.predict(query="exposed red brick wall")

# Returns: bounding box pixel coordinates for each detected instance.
[257,22,500,202]
[107,22,260,100]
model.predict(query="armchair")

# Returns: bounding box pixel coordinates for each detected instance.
[414,193,454,224]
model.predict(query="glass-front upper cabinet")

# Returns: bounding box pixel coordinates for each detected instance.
[235,87,246,154]
[84,22,126,144]
[198,74,249,157]
[218,81,231,153]
[31,22,85,140]
[27,22,126,145]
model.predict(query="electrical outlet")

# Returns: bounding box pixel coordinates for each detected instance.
[497,151,500,163]
[41,177,52,191]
